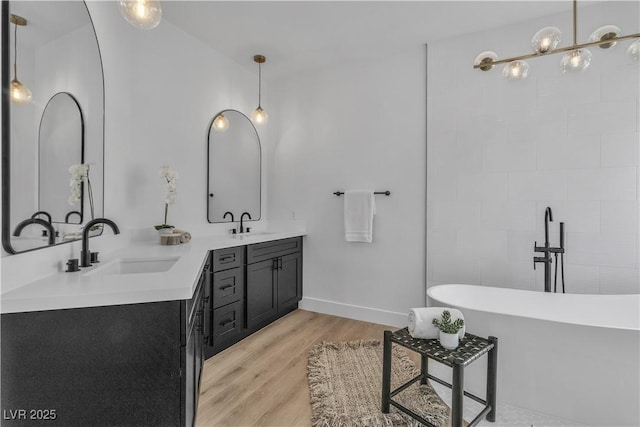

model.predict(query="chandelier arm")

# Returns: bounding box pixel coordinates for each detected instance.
[473,33,640,69]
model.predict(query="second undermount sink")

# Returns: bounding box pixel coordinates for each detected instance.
[83,256,180,277]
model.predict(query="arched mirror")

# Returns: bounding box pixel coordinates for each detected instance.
[207,109,261,223]
[2,1,104,254]
[39,92,84,225]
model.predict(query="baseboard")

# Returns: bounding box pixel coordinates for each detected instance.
[299,297,407,328]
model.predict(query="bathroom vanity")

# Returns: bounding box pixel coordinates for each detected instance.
[1,232,304,426]
[206,237,303,356]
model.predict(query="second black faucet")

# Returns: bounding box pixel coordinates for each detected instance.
[240,212,252,233]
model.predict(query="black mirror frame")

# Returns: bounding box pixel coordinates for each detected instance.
[206,109,262,224]
[1,0,105,254]
[38,91,86,225]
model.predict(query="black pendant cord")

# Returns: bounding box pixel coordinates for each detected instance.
[258,62,262,108]
[13,20,17,78]
[573,0,578,47]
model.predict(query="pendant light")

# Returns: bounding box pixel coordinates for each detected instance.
[212,113,229,132]
[118,0,162,30]
[10,14,31,105]
[251,55,268,125]
[473,0,640,79]
[502,60,529,81]
[628,39,640,61]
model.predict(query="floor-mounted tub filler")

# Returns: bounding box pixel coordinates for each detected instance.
[427,284,640,426]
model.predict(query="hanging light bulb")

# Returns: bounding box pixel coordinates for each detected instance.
[10,14,31,105]
[560,49,592,73]
[118,0,162,29]
[627,40,640,61]
[502,60,529,81]
[473,51,498,71]
[589,25,621,49]
[251,55,268,125]
[531,27,562,54]
[212,113,229,132]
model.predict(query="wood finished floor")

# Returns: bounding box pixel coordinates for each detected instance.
[195,309,397,427]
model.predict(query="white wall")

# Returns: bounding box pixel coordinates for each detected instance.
[427,2,640,295]
[86,2,264,234]
[267,47,426,325]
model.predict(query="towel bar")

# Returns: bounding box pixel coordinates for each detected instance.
[333,191,390,196]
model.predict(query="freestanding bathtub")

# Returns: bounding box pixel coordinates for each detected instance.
[427,284,640,426]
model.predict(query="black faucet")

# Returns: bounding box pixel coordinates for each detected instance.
[31,211,52,224]
[13,218,56,245]
[65,211,82,224]
[81,218,120,267]
[223,211,236,233]
[240,212,252,233]
[534,207,565,292]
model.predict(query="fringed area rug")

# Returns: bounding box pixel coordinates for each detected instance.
[308,340,450,427]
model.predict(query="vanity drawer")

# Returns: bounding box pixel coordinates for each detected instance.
[212,246,244,272]
[212,301,243,349]
[247,237,302,264]
[212,267,244,309]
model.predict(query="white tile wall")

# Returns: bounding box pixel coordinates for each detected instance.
[536,134,600,170]
[601,200,640,234]
[563,264,601,294]
[482,140,537,172]
[427,2,640,295]
[567,167,637,201]
[601,132,640,167]
[508,170,567,201]
[567,232,638,268]
[568,99,638,135]
[599,267,640,294]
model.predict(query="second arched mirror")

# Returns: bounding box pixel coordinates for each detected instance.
[39,92,84,225]
[207,109,261,223]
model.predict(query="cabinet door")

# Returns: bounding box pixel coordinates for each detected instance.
[246,258,277,329]
[203,270,212,347]
[195,303,204,393]
[277,252,302,311]
[183,326,196,427]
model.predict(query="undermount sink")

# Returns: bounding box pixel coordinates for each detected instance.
[232,231,274,239]
[83,256,180,276]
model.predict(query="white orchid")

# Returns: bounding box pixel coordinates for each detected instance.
[157,166,178,229]
[67,163,95,220]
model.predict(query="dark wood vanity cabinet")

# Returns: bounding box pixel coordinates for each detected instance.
[206,247,245,357]
[1,279,206,427]
[246,237,303,331]
[204,237,303,357]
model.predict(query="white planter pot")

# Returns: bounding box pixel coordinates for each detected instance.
[439,331,459,349]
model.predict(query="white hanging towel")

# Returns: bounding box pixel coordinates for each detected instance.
[344,190,376,242]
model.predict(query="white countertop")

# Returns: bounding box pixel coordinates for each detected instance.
[1,230,305,314]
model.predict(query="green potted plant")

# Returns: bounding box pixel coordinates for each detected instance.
[432,310,465,349]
